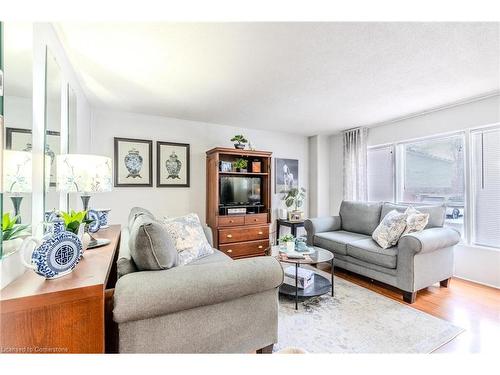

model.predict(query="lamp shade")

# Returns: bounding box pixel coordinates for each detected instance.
[56,154,112,193]
[3,150,32,193]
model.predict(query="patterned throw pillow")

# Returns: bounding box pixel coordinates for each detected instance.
[162,213,214,265]
[372,210,408,249]
[402,206,429,235]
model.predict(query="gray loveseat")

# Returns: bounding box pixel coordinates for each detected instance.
[113,208,283,353]
[305,201,461,303]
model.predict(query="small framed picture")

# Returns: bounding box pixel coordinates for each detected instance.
[220,161,232,172]
[157,141,190,187]
[275,158,299,193]
[114,137,153,187]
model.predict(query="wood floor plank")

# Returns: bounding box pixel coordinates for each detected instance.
[316,264,500,353]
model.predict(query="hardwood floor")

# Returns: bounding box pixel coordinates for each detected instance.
[317,264,500,353]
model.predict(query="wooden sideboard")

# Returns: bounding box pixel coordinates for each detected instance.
[206,147,272,259]
[0,225,121,354]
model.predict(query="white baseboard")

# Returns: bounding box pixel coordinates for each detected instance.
[453,275,500,290]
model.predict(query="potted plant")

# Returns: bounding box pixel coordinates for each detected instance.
[231,134,248,150]
[282,187,306,220]
[279,234,296,253]
[2,213,31,257]
[233,158,248,172]
[60,210,91,251]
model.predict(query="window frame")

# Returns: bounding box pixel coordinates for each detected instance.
[395,131,466,207]
[367,123,500,250]
[367,143,396,203]
[468,124,500,249]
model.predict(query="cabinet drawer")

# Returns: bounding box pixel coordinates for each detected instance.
[218,216,245,227]
[220,240,269,258]
[219,225,269,244]
[244,213,268,225]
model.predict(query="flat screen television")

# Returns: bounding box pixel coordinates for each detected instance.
[220,176,261,206]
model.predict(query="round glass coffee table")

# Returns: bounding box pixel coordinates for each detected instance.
[269,245,334,310]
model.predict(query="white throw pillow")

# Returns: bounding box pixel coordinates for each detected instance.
[372,210,408,249]
[402,206,429,235]
[162,213,214,265]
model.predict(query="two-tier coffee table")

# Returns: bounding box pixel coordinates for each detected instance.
[270,245,334,310]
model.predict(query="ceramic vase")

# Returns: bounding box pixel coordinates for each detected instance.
[96,209,111,229]
[20,220,84,280]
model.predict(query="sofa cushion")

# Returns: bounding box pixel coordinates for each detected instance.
[402,207,429,235]
[381,202,445,229]
[339,201,382,236]
[314,230,370,255]
[129,215,179,271]
[347,238,398,269]
[162,213,214,265]
[372,209,408,249]
[128,206,155,229]
[117,227,138,278]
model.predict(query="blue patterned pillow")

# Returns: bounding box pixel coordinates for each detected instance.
[162,213,214,265]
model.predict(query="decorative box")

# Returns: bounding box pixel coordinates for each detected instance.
[251,160,262,173]
[284,266,314,289]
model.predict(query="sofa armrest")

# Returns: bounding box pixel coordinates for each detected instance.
[113,256,283,324]
[398,227,460,254]
[304,216,341,245]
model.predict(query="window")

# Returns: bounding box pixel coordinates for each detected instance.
[398,134,465,235]
[367,146,394,202]
[471,128,500,248]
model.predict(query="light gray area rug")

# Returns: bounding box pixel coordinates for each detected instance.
[276,267,464,353]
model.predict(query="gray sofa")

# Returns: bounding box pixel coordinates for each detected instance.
[113,208,283,353]
[305,201,461,303]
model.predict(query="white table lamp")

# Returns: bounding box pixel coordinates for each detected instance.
[3,150,32,223]
[56,154,112,248]
[56,154,113,211]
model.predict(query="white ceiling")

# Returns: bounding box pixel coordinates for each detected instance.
[55,22,500,135]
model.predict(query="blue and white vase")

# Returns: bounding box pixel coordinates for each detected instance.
[87,209,101,233]
[124,148,143,178]
[96,209,111,229]
[165,151,182,179]
[20,220,84,280]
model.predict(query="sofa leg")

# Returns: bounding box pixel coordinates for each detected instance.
[403,291,416,304]
[440,278,451,288]
[256,344,274,354]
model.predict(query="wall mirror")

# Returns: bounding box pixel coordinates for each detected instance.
[67,84,78,210]
[2,22,33,256]
[43,48,62,217]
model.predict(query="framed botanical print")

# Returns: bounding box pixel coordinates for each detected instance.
[6,127,60,186]
[275,158,299,193]
[157,141,190,187]
[114,137,153,187]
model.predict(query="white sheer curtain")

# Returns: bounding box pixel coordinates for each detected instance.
[343,127,368,201]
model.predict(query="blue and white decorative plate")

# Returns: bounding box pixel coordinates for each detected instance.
[87,209,101,233]
[31,231,83,279]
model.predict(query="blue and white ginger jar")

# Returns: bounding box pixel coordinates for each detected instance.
[124,148,143,178]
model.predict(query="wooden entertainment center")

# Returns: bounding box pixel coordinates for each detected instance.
[206,147,272,259]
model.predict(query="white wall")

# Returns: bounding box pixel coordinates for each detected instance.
[89,109,309,242]
[328,95,500,288]
[309,135,330,217]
